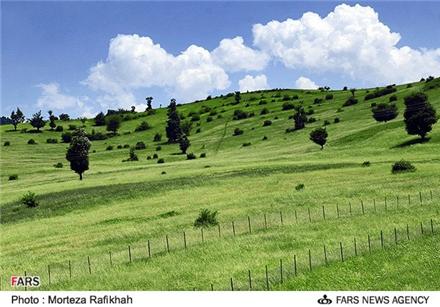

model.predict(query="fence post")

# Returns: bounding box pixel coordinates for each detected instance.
[336,204,340,218]
[230,277,234,291]
[324,245,328,265]
[430,190,433,201]
[128,245,132,263]
[24,271,27,291]
[380,231,384,249]
[48,265,51,285]
[340,242,344,262]
[308,208,311,223]
[368,234,371,253]
[280,211,284,226]
[308,250,312,271]
[183,231,187,250]
[396,195,399,209]
[322,206,326,220]
[211,284,214,291]
[87,256,92,274]
[248,216,252,234]
[420,222,424,235]
[408,194,411,206]
[295,210,298,223]
[280,259,284,283]
[248,270,252,290]
[166,235,170,252]
[147,240,151,258]
[349,202,352,216]
[69,260,72,279]
[361,200,364,215]
[431,219,434,234]
[406,224,410,240]
[109,251,113,266]
[294,255,297,276]
[385,197,387,211]
[394,228,398,245]
[201,228,204,243]
[419,191,422,205]
[354,238,357,256]
[265,265,269,290]
[218,224,221,238]
[264,213,268,229]
[232,221,236,236]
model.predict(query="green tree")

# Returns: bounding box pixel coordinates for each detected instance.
[403,92,437,139]
[293,106,307,130]
[234,91,241,104]
[106,115,121,134]
[10,107,25,131]
[146,97,153,110]
[179,134,190,154]
[94,112,106,126]
[309,127,328,150]
[48,110,57,130]
[165,99,182,143]
[66,129,91,180]
[372,103,398,123]
[30,111,46,131]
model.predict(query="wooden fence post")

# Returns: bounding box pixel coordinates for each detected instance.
[431,219,434,234]
[280,259,284,283]
[349,202,352,216]
[394,228,398,245]
[419,191,422,205]
[308,250,312,271]
[354,238,357,256]
[324,245,328,265]
[368,234,371,253]
[408,194,411,206]
[336,204,340,218]
[380,231,384,249]
[293,255,297,276]
[308,208,311,223]
[361,200,364,215]
[128,245,132,263]
[430,190,433,201]
[166,235,170,252]
[280,211,284,226]
[109,251,113,266]
[232,221,236,236]
[340,242,344,262]
[406,224,410,240]
[374,199,376,213]
[230,277,234,291]
[385,196,387,211]
[69,260,72,279]
[218,224,221,238]
[248,216,252,234]
[211,284,214,291]
[322,206,326,220]
[147,240,151,258]
[87,256,91,274]
[48,265,51,285]
[183,231,187,250]
[295,210,298,223]
[396,195,399,209]
[420,222,424,235]
[248,270,252,290]
[265,265,269,290]
[264,213,268,229]
[201,228,204,243]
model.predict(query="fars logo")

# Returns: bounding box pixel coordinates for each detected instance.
[11,276,40,287]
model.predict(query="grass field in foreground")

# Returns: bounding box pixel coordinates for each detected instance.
[1,78,440,290]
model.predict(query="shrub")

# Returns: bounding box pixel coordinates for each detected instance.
[314,98,323,104]
[196,128,201,134]
[106,145,113,151]
[392,160,416,174]
[233,128,244,136]
[209,110,218,116]
[135,141,146,150]
[157,158,165,164]
[156,145,162,151]
[364,86,397,100]
[282,94,290,101]
[242,142,252,147]
[343,96,358,107]
[27,139,36,145]
[259,100,267,105]
[191,113,201,122]
[306,109,314,115]
[292,94,299,100]
[307,117,317,123]
[282,101,295,110]
[186,153,196,160]
[88,130,108,141]
[262,136,268,140]
[325,94,334,100]
[55,125,64,132]
[54,162,63,168]
[4,141,10,146]
[46,138,58,144]
[309,127,328,149]
[117,145,123,149]
[135,121,151,132]
[194,209,219,228]
[9,174,18,180]
[295,183,305,191]
[68,124,77,130]
[362,161,371,167]
[233,109,248,120]
[334,117,340,123]
[285,127,296,133]
[21,191,38,207]
[123,144,130,148]
[389,95,397,102]
[260,108,269,115]
[263,120,272,127]
[372,103,398,123]
[403,92,437,139]
[153,133,162,142]
[200,153,206,158]
[153,153,159,159]
[206,116,213,122]
[323,120,331,126]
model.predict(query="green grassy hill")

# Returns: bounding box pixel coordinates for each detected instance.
[1,78,440,290]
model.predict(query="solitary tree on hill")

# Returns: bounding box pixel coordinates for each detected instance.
[293,106,307,130]
[106,115,121,134]
[66,129,91,180]
[309,127,328,150]
[166,98,182,143]
[234,91,241,104]
[146,97,153,111]
[48,110,57,130]
[94,112,106,126]
[10,107,25,131]
[30,111,46,132]
[403,92,437,140]
[179,134,191,154]
[371,103,398,123]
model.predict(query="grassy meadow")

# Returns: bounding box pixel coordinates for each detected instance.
[1,78,440,290]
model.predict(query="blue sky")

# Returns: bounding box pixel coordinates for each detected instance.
[2,1,440,118]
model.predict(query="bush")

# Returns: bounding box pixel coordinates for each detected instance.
[259,100,267,105]
[9,174,18,180]
[157,158,165,164]
[306,109,314,115]
[282,94,290,101]
[263,120,272,127]
[295,183,305,191]
[392,160,416,174]
[233,128,244,136]
[282,102,295,110]
[372,103,398,123]
[334,117,340,123]
[323,120,331,126]
[135,121,151,132]
[153,153,159,159]
[156,145,162,151]
[27,139,36,145]
[389,95,397,102]
[362,161,371,167]
[200,152,206,158]
[46,138,58,144]
[153,133,162,142]
[196,128,201,134]
[292,94,299,100]
[242,142,252,147]
[262,136,268,140]
[285,127,296,133]
[135,141,146,150]
[260,108,269,115]
[21,191,38,208]
[123,144,130,148]
[55,125,64,132]
[343,96,358,107]
[314,98,323,104]
[307,117,317,123]
[106,145,113,151]
[186,153,196,160]
[88,130,108,141]
[53,162,63,168]
[4,141,10,146]
[364,86,397,100]
[233,109,248,120]
[68,124,77,131]
[206,116,213,122]
[117,145,123,149]
[194,209,219,228]
[191,113,201,122]
[325,94,334,100]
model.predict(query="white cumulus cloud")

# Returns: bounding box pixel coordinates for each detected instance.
[239,74,269,92]
[295,76,319,89]
[212,36,270,72]
[36,82,88,110]
[252,3,440,84]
